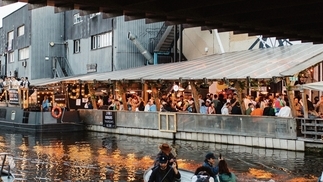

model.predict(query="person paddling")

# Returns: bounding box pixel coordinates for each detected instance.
[149,155,181,182]
[154,143,176,167]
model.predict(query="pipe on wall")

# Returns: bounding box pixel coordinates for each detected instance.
[127,32,154,65]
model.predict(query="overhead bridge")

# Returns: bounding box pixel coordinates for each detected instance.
[1,0,323,43]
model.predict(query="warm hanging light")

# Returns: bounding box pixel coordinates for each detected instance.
[146,89,152,93]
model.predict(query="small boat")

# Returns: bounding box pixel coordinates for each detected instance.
[144,167,194,182]
[0,153,15,182]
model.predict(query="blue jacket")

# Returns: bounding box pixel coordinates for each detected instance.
[202,161,219,178]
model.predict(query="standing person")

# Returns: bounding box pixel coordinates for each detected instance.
[216,94,226,114]
[149,99,157,112]
[200,102,208,114]
[25,77,30,88]
[212,94,220,109]
[42,95,50,112]
[251,103,263,116]
[20,77,25,88]
[202,152,219,177]
[274,94,285,113]
[263,102,275,116]
[208,102,216,114]
[148,155,181,182]
[97,96,103,109]
[87,101,93,109]
[191,166,215,182]
[221,103,230,115]
[217,159,237,182]
[276,102,292,117]
[230,94,242,115]
[315,95,323,115]
[245,103,254,115]
[154,143,176,167]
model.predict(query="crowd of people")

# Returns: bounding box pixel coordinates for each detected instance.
[0,76,30,91]
[148,143,236,182]
[95,90,323,119]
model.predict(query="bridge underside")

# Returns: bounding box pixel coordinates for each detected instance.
[1,0,323,43]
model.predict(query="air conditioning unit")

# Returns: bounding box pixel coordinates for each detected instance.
[22,61,27,67]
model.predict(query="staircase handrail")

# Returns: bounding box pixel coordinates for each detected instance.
[56,57,74,76]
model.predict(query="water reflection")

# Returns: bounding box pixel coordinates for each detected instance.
[0,130,320,181]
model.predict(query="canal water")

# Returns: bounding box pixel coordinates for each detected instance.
[0,130,321,182]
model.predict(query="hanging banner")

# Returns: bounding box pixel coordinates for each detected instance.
[9,89,19,105]
[102,111,116,128]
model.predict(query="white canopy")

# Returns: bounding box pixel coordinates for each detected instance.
[31,43,323,86]
[300,82,323,91]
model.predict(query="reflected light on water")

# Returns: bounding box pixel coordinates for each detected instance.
[248,168,274,179]
[0,132,321,182]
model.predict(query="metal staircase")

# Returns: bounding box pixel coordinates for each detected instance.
[153,24,175,52]
[149,23,187,64]
[52,57,74,78]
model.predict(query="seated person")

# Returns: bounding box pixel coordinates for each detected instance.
[202,152,219,178]
[149,155,180,182]
[217,159,237,182]
[191,166,215,182]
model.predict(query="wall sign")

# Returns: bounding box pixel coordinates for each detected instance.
[102,111,116,128]
[54,94,66,104]
[9,89,19,105]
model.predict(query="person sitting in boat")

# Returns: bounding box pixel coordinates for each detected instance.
[191,166,215,182]
[202,152,219,177]
[216,159,237,182]
[154,143,176,167]
[148,155,181,182]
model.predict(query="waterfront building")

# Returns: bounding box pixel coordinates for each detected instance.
[0,5,163,79]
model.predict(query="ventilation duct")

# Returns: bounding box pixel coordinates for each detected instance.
[127,32,154,64]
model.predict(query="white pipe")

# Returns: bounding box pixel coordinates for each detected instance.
[214,29,225,54]
[128,32,154,64]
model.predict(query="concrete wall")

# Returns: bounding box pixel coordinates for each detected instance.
[79,109,305,151]
[182,28,257,60]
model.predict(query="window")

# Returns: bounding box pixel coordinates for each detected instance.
[91,36,97,49]
[18,47,29,60]
[8,52,14,63]
[91,32,112,50]
[73,13,82,24]
[74,40,80,53]
[7,31,14,51]
[18,25,25,36]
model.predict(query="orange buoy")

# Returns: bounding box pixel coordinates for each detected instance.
[51,106,62,118]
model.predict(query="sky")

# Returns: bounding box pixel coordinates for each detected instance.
[0,2,26,27]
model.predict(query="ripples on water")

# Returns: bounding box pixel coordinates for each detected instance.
[0,130,321,182]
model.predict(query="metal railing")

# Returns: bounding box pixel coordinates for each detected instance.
[55,57,74,77]
[148,23,169,53]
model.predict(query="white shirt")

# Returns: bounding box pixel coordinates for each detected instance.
[191,175,214,182]
[221,105,229,115]
[276,106,292,117]
[144,103,150,111]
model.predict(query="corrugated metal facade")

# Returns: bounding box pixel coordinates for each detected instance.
[30,6,65,79]
[0,5,64,79]
[113,17,162,70]
[1,5,31,77]
[0,7,163,79]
